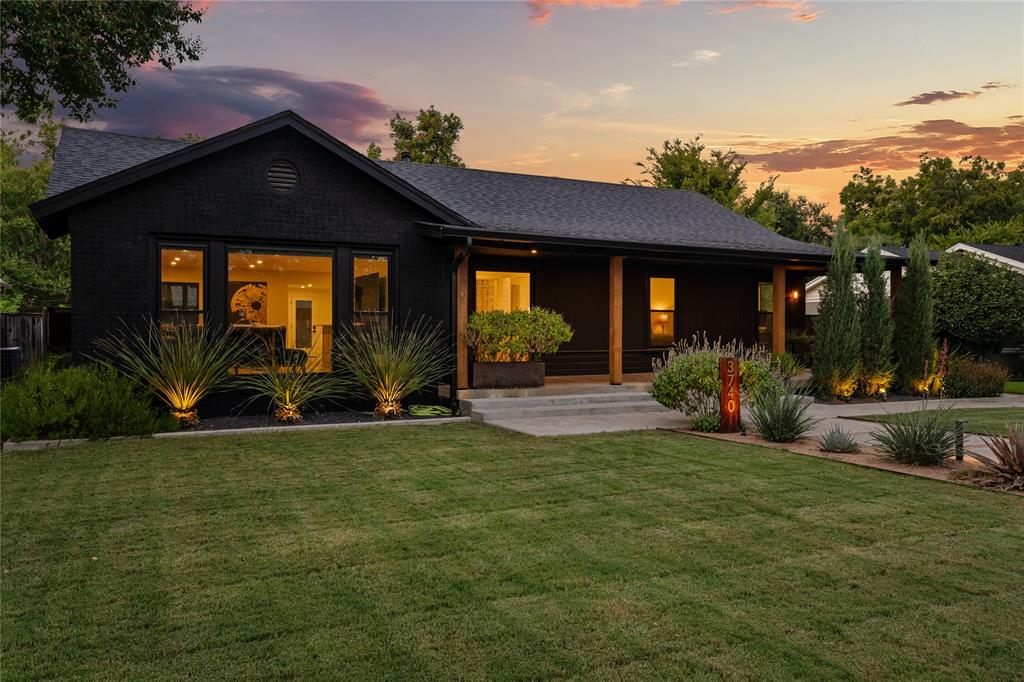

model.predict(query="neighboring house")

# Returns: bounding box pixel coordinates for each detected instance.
[944,243,1024,275]
[31,110,832,397]
[804,245,941,316]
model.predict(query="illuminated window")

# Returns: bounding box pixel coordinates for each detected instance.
[649,277,675,346]
[353,254,390,328]
[227,248,333,371]
[476,271,530,312]
[160,246,204,327]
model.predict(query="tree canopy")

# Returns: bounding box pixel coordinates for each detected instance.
[628,136,834,244]
[933,252,1024,354]
[839,155,1024,247]
[367,106,465,167]
[1,122,70,312]
[1,0,206,122]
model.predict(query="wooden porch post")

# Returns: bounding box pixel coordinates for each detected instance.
[772,265,786,355]
[456,246,469,390]
[609,256,623,385]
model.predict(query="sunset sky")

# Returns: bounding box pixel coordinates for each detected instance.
[85,0,1023,211]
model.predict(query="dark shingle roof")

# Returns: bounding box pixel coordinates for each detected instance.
[379,161,830,257]
[964,243,1024,264]
[879,245,941,264]
[46,127,190,197]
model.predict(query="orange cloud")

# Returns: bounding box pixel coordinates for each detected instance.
[527,0,678,27]
[738,119,1024,172]
[710,1,823,22]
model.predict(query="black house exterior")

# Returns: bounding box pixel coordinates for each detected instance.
[31,111,834,395]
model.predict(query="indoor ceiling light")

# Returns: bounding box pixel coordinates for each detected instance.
[248,264,255,268]
[256,260,263,264]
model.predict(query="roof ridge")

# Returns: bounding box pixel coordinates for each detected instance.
[377,159,700,195]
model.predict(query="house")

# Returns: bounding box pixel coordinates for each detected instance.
[31,110,834,400]
[945,243,1024,275]
[804,245,941,317]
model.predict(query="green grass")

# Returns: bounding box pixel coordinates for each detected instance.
[3,424,1023,680]
[1004,381,1024,395]
[856,407,1024,436]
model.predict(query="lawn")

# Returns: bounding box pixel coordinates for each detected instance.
[1005,381,1024,395]
[855,407,1024,436]
[3,424,1022,680]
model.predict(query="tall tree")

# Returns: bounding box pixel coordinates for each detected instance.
[738,178,835,244]
[857,237,894,395]
[812,224,861,398]
[628,136,746,208]
[1,121,69,312]
[1,0,206,122]
[373,106,465,167]
[893,234,935,393]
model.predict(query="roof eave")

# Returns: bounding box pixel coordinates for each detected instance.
[416,222,833,264]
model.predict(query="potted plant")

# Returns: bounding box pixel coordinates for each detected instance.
[465,307,573,388]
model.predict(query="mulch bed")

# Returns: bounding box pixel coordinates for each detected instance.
[181,410,444,432]
[814,393,920,405]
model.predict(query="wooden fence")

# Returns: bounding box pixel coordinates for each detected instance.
[0,309,71,360]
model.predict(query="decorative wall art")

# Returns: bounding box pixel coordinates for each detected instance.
[229,282,268,324]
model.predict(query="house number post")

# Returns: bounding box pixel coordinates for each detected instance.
[719,357,740,433]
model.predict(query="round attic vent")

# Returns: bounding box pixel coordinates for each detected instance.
[266,160,298,192]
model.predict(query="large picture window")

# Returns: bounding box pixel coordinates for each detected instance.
[648,276,675,346]
[353,254,390,327]
[160,245,204,328]
[475,271,530,312]
[227,248,334,371]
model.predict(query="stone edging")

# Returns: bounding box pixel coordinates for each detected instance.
[2,417,471,452]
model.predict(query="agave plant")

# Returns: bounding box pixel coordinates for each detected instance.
[238,339,347,423]
[95,321,254,425]
[816,424,859,453]
[973,425,1024,490]
[871,406,956,465]
[334,317,450,419]
[748,384,819,443]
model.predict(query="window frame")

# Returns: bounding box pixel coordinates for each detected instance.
[156,242,208,327]
[645,274,677,348]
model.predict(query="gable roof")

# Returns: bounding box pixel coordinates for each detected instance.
[947,242,1024,274]
[379,161,830,260]
[31,111,468,237]
[33,110,830,261]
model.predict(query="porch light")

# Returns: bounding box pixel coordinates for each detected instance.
[530,248,538,254]
[790,289,799,301]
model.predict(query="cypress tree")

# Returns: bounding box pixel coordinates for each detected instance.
[894,233,935,393]
[858,237,894,395]
[812,224,861,398]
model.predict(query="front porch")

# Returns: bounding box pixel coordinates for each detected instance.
[448,240,827,392]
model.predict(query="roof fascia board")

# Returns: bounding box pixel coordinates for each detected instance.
[946,243,1024,273]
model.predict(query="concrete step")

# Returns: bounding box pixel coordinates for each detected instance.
[469,398,669,423]
[461,391,653,415]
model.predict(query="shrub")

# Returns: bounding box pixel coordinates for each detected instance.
[238,338,347,422]
[858,238,894,396]
[943,355,1009,398]
[1,363,176,442]
[335,317,449,418]
[95,321,254,425]
[465,308,573,362]
[894,235,935,393]
[690,412,721,433]
[747,384,819,443]
[934,251,1024,354]
[816,425,859,453]
[772,352,806,381]
[974,425,1024,491]
[649,333,782,422]
[812,224,861,399]
[871,406,956,465]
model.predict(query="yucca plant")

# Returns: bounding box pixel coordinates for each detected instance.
[973,425,1024,490]
[748,384,819,443]
[95,321,254,425]
[871,406,956,465]
[334,317,449,419]
[238,340,347,423]
[816,424,859,453]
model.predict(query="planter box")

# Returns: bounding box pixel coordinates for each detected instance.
[472,361,545,389]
